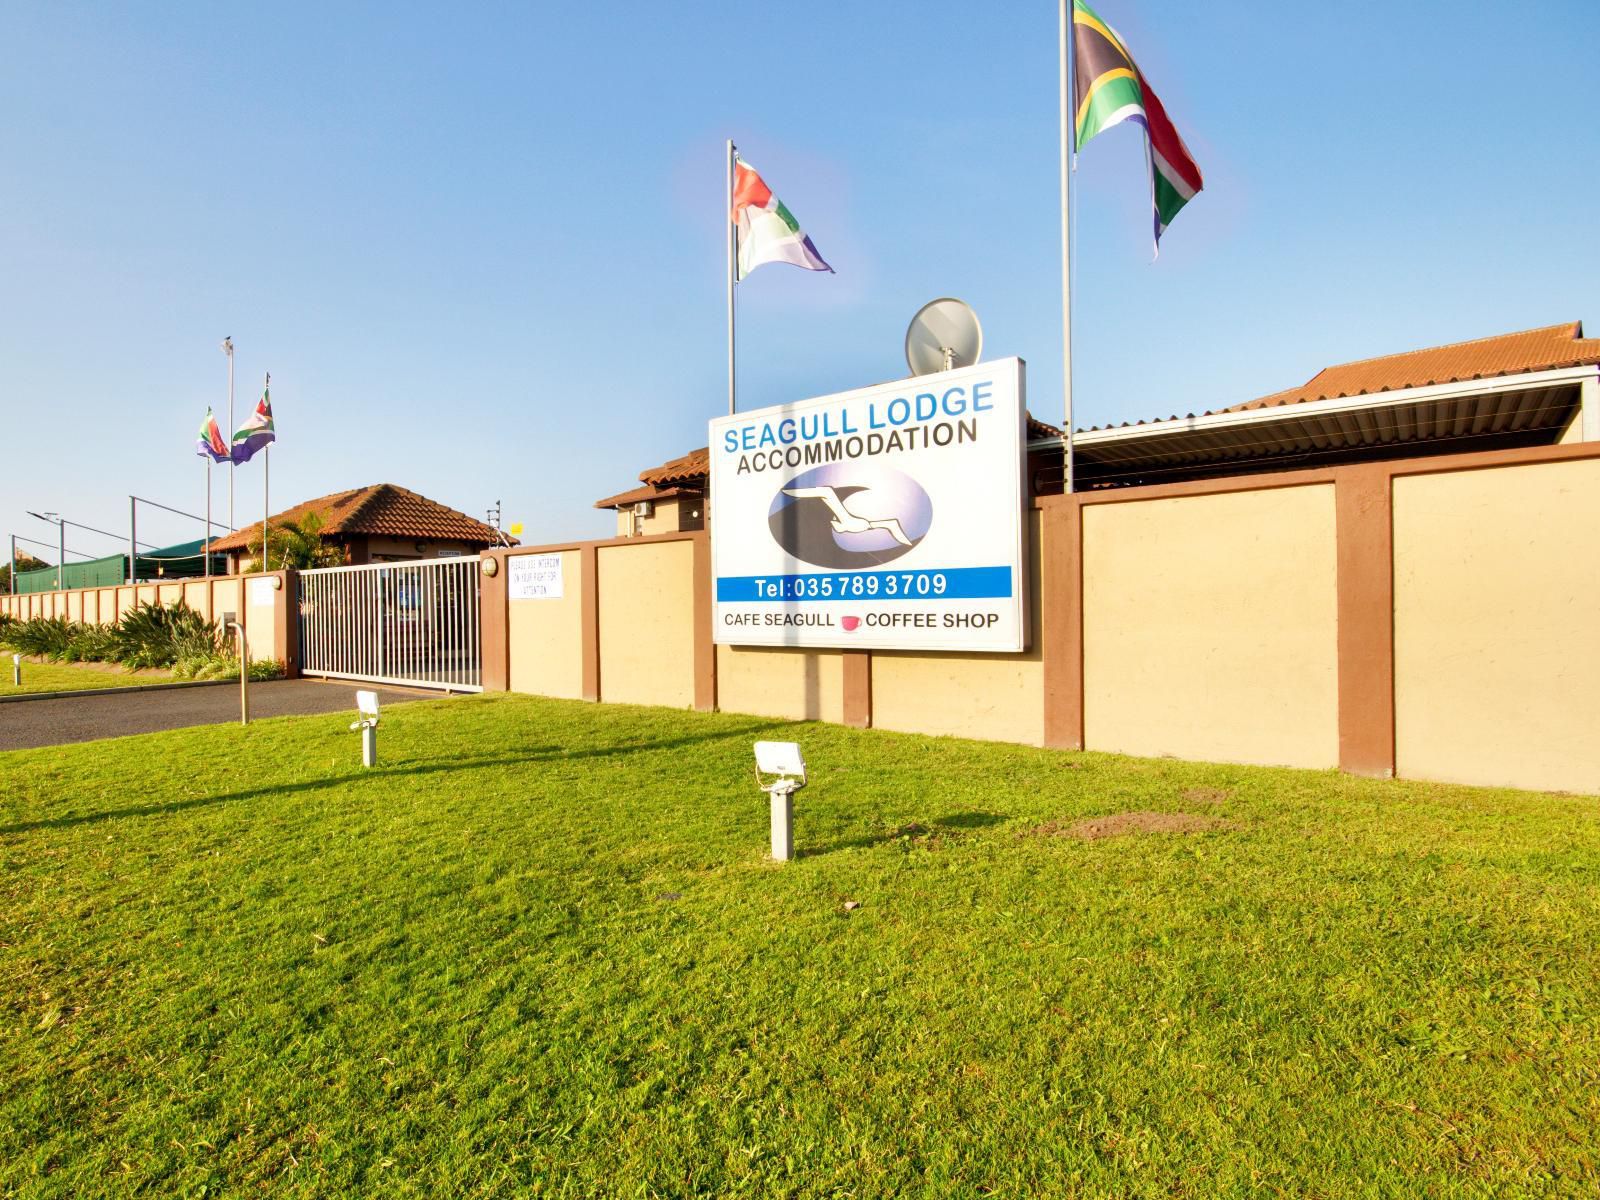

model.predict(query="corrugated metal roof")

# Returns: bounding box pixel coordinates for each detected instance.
[1070,384,1580,485]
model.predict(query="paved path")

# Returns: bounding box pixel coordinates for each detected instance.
[0,679,437,752]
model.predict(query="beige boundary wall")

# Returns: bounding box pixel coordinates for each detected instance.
[0,571,300,674]
[1392,458,1600,794]
[1082,485,1340,770]
[477,441,1600,794]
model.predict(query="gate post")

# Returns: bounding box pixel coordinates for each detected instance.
[480,550,509,692]
[278,568,301,679]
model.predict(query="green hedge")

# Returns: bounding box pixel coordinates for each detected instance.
[0,601,237,672]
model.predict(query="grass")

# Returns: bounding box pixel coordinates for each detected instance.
[0,658,174,696]
[2,695,1598,1198]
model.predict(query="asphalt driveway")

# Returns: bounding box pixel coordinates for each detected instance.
[0,679,437,752]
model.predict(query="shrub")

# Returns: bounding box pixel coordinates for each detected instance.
[61,624,121,663]
[114,601,224,670]
[3,602,242,674]
[172,653,283,682]
[1,616,78,659]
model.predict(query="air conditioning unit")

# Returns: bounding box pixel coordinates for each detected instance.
[633,501,654,519]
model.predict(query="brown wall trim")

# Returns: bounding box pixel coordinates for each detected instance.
[1379,437,1600,478]
[499,528,706,559]
[1038,437,1600,512]
[1335,466,1395,778]
[580,543,600,702]
[1041,502,1084,750]
[843,651,871,728]
[479,554,509,692]
[1040,468,1339,509]
[691,536,716,712]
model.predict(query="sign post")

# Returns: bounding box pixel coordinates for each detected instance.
[223,612,248,725]
[708,358,1029,653]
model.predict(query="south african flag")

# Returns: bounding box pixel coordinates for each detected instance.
[1072,0,1204,251]
[230,381,276,465]
[195,408,229,462]
[731,156,833,280]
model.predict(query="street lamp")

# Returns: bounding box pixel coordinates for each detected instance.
[26,512,63,589]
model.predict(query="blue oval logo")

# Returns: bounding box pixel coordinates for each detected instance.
[768,463,932,568]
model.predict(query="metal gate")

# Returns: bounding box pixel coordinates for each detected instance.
[298,557,483,691]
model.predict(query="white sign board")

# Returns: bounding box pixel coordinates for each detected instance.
[248,577,276,606]
[709,358,1028,652]
[508,554,564,600]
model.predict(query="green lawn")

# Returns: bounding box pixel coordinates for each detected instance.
[0,658,173,696]
[3,696,1598,1197]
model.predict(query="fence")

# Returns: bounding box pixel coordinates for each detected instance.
[481,440,1600,796]
[0,571,297,670]
[6,441,1598,795]
[298,558,482,691]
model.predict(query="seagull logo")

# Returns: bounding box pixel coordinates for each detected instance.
[780,485,914,547]
[767,465,932,569]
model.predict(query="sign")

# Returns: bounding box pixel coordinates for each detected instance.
[509,554,564,600]
[247,577,276,606]
[709,358,1028,652]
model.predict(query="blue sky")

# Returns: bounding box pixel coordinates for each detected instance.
[2,0,1595,559]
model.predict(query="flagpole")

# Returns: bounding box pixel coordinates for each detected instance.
[262,374,270,572]
[205,456,212,578]
[726,138,737,416]
[1058,0,1075,494]
[223,337,235,527]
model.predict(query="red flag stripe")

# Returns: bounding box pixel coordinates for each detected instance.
[1136,76,1203,194]
[731,162,774,221]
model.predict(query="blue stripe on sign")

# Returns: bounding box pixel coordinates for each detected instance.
[717,566,1012,603]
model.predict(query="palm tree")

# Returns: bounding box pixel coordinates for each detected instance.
[242,512,345,572]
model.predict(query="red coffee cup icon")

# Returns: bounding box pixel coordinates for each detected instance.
[841,616,861,632]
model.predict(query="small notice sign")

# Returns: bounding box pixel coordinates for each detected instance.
[248,578,276,606]
[509,554,564,600]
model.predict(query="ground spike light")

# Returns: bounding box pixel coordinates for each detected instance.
[351,690,380,767]
[754,741,807,862]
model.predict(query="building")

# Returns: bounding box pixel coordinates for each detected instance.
[1035,321,1600,490]
[11,538,226,592]
[596,322,1600,519]
[207,483,512,573]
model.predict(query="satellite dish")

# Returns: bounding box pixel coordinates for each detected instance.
[905,297,983,377]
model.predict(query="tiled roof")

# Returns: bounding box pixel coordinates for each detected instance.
[632,415,1063,490]
[640,449,709,487]
[1222,322,1600,414]
[208,484,512,552]
[1079,322,1600,432]
[593,484,701,510]
[1026,416,1062,440]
